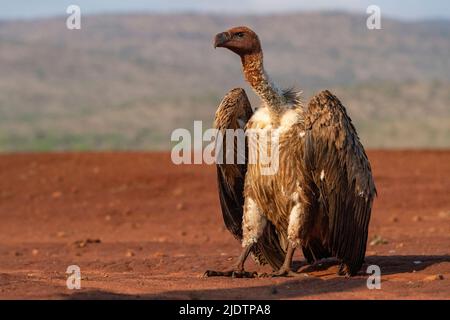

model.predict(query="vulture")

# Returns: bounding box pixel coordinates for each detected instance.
[205,26,376,277]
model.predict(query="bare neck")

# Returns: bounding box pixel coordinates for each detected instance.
[241,52,286,112]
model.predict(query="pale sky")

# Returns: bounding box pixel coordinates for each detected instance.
[1,0,449,20]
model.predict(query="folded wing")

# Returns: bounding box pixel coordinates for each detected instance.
[303,90,376,275]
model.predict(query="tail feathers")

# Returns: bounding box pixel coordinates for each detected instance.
[302,239,331,264]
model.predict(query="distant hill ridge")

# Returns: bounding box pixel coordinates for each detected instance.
[0,12,449,150]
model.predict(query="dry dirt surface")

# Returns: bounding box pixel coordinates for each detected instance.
[0,151,449,299]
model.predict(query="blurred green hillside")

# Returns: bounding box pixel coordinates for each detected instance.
[0,12,449,151]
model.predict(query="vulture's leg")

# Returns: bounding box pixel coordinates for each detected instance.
[259,242,300,277]
[261,200,307,277]
[204,197,266,278]
[203,244,256,278]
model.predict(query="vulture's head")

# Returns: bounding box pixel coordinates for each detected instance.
[214,26,261,56]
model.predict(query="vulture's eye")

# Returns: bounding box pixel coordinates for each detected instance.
[235,32,245,38]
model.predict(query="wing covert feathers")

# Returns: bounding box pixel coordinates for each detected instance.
[304,90,376,275]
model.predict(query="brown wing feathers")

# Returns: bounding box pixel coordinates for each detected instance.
[214,88,249,239]
[304,90,376,275]
[214,88,286,270]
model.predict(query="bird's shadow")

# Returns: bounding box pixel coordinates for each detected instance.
[297,254,445,275]
[61,254,449,300]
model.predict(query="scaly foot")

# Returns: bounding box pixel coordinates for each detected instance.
[203,269,257,278]
[259,266,301,278]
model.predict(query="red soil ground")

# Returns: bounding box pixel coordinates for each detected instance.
[0,151,449,299]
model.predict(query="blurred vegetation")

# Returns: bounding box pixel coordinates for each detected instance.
[0,12,449,151]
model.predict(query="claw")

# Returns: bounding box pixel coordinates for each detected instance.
[232,270,257,278]
[259,268,301,278]
[203,270,232,277]
[203,270,257,278]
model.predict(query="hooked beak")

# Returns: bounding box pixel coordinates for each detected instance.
[214,32,230,48]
